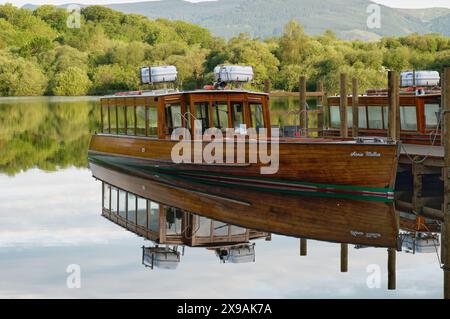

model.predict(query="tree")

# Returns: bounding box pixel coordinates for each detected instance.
[50,67,92,96]
[0,51,47,96]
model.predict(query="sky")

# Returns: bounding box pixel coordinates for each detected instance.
[1,0,450,10]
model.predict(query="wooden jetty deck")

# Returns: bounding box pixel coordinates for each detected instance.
[265,68,450,296]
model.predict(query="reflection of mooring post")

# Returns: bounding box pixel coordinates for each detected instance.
[388,248,396,290]
[299,76,307,137]
[339,73,348,138]
[340,243,348,273]
[352,77,359,138]
[300,238,307,256]
[443,67,450,299]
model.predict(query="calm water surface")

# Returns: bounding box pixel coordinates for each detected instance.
[0,96,443,298]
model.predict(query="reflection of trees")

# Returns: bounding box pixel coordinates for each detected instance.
[0,98,100,175]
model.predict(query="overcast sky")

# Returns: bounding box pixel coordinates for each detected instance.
[1,0,450,10]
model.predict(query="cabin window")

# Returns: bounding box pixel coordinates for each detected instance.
[196,216,212,237]
[425,103,440,129]
[249,103,265,131]
[117,106,127,135]
[212,101,229,131]
[367,106,383,129]
[231,102,245,130]
[359,106,367,128]
[147,106,158,137]
[103,183,110,211]
[110,106,118,134]
[136,106,146,136]
[231,225,246,235]
[194,102,210,133]
[102,105,109,133]
[126,106,135,135]
[346,107,353,128]
[118,190,127,219]
[400,106,417,130]
[165,207,182,236]
[148,201,160,232]
[165,104,182,135]
[329,105,340,128]
[110,187,118,214]
[213,221,229,236]
[127,193,136,223]
[383,107,389,129]
[137,197,147,227]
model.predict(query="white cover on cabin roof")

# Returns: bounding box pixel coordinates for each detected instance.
[214,65,254,83]
[140,66,178,84]
[400,71,440,87]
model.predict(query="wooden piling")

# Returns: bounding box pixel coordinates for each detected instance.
[340,243,348,272]
[352,77,359,138]
[299,76,307,136]
[388,248,396,290]
[339,73,348,138]
[264,79,271,94]
[388,71,400,140]
[412,162,424,215]
[317,81,324,137]
[443,67,450,299]
[300,238,307,256]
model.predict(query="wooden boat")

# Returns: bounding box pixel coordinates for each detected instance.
[89,162,399,248]
[89,66,399,202]
[325,87,441,145]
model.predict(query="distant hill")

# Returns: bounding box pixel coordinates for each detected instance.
[22,0,450,40]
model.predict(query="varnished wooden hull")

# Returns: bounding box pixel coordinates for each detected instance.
[89,162,399,248]
[88,134,399,202]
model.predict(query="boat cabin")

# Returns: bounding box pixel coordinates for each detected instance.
[100,90,271,139]
[325,89,441,145]
[101,181,269,247]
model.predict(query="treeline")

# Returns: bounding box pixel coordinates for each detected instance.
[0,98,98,175]
[0,4,449,96]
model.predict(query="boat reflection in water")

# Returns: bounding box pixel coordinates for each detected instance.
[90,160,402,269]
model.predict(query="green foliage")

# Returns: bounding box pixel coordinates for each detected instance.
[51,67,92,96]
[0,51,47,96]
[0,5,448,96]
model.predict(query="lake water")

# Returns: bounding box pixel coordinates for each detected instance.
[0,96,443,298]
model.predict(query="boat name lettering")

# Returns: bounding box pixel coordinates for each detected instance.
[351,151,381,157]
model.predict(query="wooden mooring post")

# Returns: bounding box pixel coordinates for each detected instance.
[300,238,307,256]
[317,80,324,137]
[339,73,348,138]
[264,79,271,94]
[299,76,307,136]
[352,78,359,138]
[443,67,450,299]
[340,243,348,273]
[387,70,400,290]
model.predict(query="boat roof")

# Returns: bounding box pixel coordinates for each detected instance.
[102,89,269,99]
